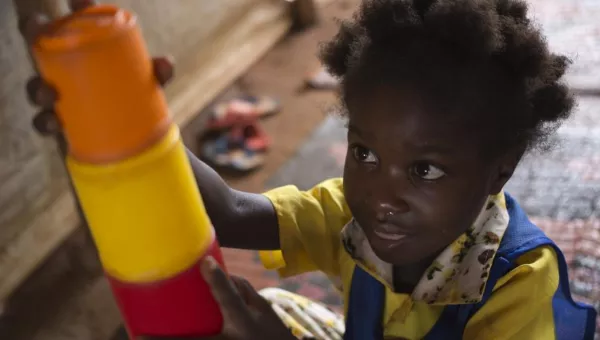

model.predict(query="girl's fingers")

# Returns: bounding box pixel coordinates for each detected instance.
[32,109,61,135]
[69,0,96,12]
[229,276,272,312]
[200,257,250,326]
[153,56,175,87]
[27,77,58,108]
[19,14,49,44]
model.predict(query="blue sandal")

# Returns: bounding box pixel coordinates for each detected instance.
[201,132,265,172]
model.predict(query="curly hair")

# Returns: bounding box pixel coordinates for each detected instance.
[320,0,574,155]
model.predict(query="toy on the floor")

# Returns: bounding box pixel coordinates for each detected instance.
[32,4,226,339]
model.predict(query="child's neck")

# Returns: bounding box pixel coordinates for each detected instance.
[392,252,439,294]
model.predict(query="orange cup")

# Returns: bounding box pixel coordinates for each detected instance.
[32,5,171,164]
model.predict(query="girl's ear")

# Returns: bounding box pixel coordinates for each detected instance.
[489,147,526,195]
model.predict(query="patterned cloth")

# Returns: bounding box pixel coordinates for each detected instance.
[340,192,510,305]
[259,287,345,340]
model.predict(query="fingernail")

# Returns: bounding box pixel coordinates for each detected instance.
[33,111,59,135]
[205,256,217,269]
[201,257,221,283]
[200,256,218,276]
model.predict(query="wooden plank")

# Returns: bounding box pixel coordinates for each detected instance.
[0,0,73,315]
[0,0,292,305]
[165,1,292,128]
[0,193,79,302]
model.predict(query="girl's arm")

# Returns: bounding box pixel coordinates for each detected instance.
[186,149,280,250]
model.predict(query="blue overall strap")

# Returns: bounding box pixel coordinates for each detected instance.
[488,195,596,339]
[344,265,386,340]
[425,194,597,340]
[547,242,597,340]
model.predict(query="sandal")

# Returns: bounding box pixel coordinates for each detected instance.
[228,122,271,152]
[201,132,265,172]
[207,95,280,131]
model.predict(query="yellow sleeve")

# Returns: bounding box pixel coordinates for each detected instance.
[464,246,559,340]
[260,178,352,278]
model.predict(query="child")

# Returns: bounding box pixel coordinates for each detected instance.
[28,0,596,339]
[192,0,598,338]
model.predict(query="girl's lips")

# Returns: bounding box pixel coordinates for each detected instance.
[371,223,411,241]
[373,229,407,241]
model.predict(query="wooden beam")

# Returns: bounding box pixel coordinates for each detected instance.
[0,192,80,301]
[1,0,79,312]
[165,1,292,129]
[12,0,96,240]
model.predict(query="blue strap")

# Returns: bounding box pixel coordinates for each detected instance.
[496,195,596,339]
[344,265,385,340]
[548,242,597,340]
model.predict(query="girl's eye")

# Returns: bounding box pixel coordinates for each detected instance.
[351,145,378,164]
[412,162,446,181]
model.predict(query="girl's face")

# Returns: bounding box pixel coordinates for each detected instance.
[343,87,512,266]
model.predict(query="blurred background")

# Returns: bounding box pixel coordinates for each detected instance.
[0,0,598,339]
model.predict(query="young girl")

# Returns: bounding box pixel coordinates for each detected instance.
[28,0,596,339]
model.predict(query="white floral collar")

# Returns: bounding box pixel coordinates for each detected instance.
[341,192,510,305]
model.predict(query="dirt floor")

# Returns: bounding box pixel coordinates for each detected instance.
[0,1,358,339]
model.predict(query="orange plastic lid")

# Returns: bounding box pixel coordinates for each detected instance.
[37,5,136,52]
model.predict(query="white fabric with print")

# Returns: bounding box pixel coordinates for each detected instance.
[340,192,510,305]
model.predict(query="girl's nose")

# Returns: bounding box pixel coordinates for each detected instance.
[375,203,395,222]
[374,200,409,222]
[376,165,411,217]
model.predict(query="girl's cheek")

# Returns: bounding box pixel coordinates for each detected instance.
[356,189,375,218]
[344,181,369,215]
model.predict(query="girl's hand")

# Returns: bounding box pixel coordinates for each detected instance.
[142,257,295,340]
[22,0,173,136]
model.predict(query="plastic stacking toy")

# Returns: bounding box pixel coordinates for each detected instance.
[32,4,226,338]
